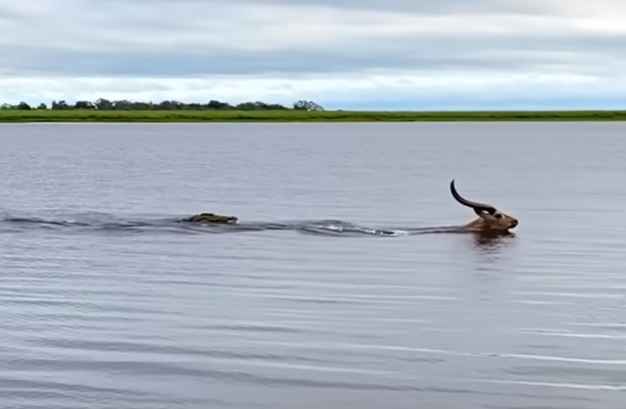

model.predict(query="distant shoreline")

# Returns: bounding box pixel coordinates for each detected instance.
[1,109,626,122]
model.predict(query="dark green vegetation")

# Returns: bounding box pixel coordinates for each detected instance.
[1,98,323,112]
[2,109,626,122]
[1,98,625,122]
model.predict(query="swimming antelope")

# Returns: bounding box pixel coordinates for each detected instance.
[450,179,518,234]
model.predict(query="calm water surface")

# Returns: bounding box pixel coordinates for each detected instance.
[1,122,626,409]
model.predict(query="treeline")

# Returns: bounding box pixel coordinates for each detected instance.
[0,99,325,111]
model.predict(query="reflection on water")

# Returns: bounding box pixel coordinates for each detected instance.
[1,122,626,409]
[471,232,516,251]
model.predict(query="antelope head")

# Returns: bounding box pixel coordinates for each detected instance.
[450,179,518,235]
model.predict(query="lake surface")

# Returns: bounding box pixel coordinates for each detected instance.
[1,122,626,409]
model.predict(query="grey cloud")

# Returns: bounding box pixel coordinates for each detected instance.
[0,5,30,20]
[1,0,624,80]
[0,47,523,78]
[128,0,549,15]
[2,32,625,78]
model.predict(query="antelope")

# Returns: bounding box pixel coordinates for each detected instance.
[450,179,518,235]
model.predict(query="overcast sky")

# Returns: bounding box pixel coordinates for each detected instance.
[1,0,626,109]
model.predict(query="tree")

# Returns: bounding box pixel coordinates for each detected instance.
[51,100,69,110]
[0,98,327,111]
[293,100,324,111]
[94,98,113,110]
[74,100,95,109]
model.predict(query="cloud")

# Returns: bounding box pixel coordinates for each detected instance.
[1,0,626,109]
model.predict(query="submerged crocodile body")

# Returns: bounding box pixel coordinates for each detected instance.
[180,213,238,224]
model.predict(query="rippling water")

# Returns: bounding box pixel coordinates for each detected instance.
[1,122,626,409]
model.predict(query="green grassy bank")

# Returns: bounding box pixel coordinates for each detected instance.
[1,109,626,122]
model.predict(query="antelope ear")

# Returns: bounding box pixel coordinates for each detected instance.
[474,208,497,221]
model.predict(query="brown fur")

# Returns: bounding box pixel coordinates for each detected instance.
[450,179,518,235]
[463,208,518,234]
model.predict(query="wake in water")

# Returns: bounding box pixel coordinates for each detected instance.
[0,210,467,237]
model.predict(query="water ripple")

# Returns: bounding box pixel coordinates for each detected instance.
[2,123,626,409]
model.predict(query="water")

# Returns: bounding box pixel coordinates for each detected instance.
[1,122,625,409]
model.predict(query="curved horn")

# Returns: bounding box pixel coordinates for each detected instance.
[450,179,496,214]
